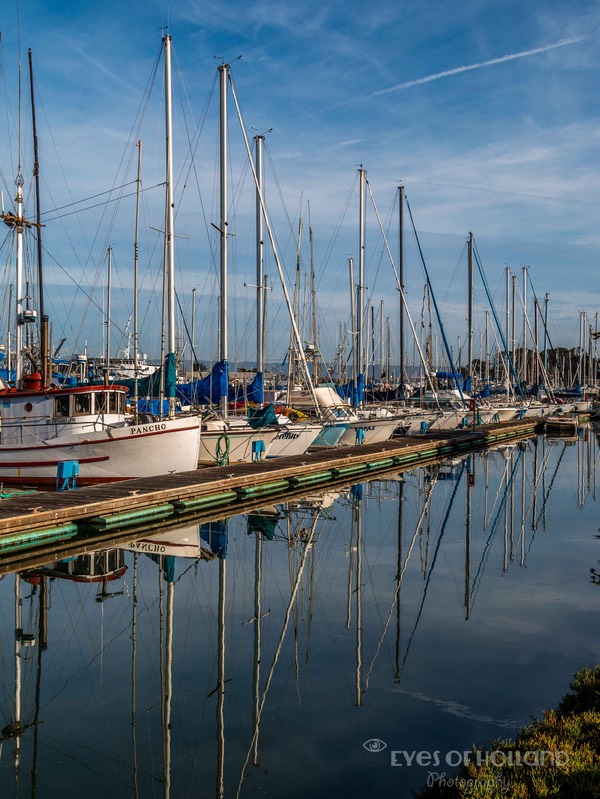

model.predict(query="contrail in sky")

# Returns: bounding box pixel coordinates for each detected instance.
[371,35,586,97]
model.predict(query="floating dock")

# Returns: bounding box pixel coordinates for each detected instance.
[0,419,541,567]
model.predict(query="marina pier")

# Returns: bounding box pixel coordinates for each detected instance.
[0,419,542,569]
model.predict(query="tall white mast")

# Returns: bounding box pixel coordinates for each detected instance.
[106,246,112,368]
[164,34,176,417]
[357,167,366,401]
[218,63,229,417]
[133,141,142,419]
[14,173,24,386]
[255,134,264,390]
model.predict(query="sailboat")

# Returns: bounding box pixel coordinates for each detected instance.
[196,64,281,466]
[0,36,201,486]
[251,135,323,458]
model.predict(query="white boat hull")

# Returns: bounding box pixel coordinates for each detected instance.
[198,424,279,464]
[337,418,398,446]
[0,415,201,486]
[266,423,323,458]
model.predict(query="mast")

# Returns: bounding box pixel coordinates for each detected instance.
[14,171,25,387]
[348,258,358,398]
[133,141,142,421]
[353,485,363,707]
[484,310,490,384]
[505,266,510,393]
[394,479,404,681]
[309,213,318,383]
[251,529,263,766]
[465,456,472,620]
[511,275,517,387]
[218,63,229,417]
[255,134,265,402]
[106,246,112,369]
[28,49,47,384]
[534,297,539,388]
[379,300,384,382]
[467,231,474,383]
[162,574,174,797]
[371,303,376,385]
[522,267,528,388]
[14,575,22,775]
[164,34,176,418]
[286,211,302,403]
[191,287,196,382]
[216,556,226,798]
[543,293,549,380]
[357,166,366,406]
[398,185,405,386]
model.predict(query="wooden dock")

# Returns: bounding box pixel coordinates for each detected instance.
[0,419,541,565]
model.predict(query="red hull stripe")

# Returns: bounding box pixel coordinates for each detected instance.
[0,425,196,453]
[0,456,109,468]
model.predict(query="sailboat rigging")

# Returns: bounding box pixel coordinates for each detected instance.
[0,36,201,485]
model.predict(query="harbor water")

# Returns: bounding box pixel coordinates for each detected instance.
[0,431,598,797]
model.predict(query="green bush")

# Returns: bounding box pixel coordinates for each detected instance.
[414,666,600,798]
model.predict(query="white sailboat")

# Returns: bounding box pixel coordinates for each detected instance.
[0,35,200,486]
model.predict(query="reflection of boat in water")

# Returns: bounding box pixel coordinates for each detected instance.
[122,526,210,559]
[21,548,127,597]
[0,427,597,796]
[545,415,579,437]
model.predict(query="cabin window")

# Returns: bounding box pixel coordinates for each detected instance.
[24,402,33,413]
[74,393,91,415]
[95,392,107,414]
[55,396,70,417]
[107,391,126,414]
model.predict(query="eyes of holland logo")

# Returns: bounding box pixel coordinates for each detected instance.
[362,738,388,752]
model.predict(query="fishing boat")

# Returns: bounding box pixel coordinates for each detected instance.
[0,36,201,486]
[0,377,201,486]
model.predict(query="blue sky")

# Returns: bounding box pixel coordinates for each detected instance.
[0,0,598,372]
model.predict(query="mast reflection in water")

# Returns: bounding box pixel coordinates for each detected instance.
[0,431,598,798]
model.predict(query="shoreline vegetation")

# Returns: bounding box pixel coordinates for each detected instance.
[414,666,600,798]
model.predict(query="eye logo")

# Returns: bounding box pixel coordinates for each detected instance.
[362,738,388,753]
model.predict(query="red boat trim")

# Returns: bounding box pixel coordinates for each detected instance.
[0,456,110,468]
[0,423,198,453]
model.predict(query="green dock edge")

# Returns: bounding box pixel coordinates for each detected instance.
[5,422,541,546]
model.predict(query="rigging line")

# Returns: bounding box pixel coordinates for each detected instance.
[40,243,131,341]
[35,732,159,782]
[401,461,467,672]
[264,143,299,273]
[363,475,438,690]
[524,268,568,388]
[235,511,321,799]
[484,453,512,528]
[320,170,359,275]
[514,278,556,399]
[172,67,219,273]
[470,448,523,605]
[41,181,140,217]
[472,241,525,399]
[526,445,553,554]
[42,182,165,223]
[534,442,568,529]
[366,180,437,402]
[405,195,466,404]
[228,71,322,415]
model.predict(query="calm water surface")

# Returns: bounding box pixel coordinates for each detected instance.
[0,433,598,798]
